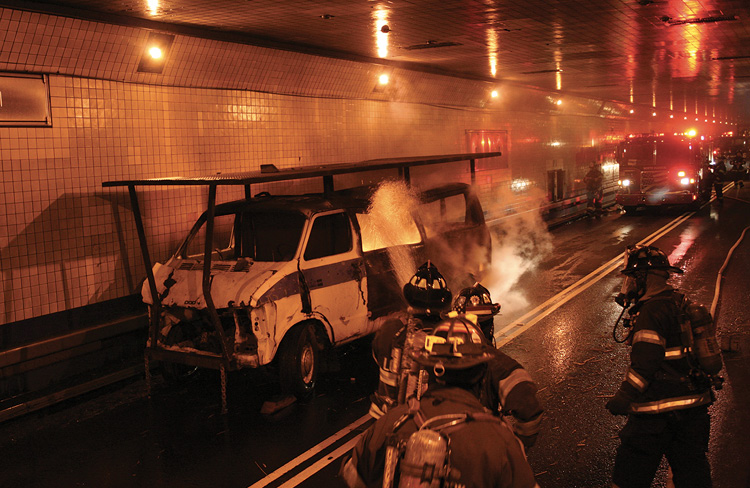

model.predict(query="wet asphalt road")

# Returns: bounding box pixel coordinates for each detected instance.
[1,186,749,488]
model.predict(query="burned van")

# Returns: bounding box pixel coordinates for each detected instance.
[104,153,499,409]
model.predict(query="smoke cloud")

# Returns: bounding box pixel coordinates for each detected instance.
[362,179,553,326]
[482,186,554,320]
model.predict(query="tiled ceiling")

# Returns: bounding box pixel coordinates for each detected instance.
[7,0,750,122]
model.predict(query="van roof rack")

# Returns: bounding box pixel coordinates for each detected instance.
[102,152,501,192]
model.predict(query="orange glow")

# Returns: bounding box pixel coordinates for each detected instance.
[373,8,389,58]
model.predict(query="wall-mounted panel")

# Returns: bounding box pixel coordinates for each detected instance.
[0,73,51,127]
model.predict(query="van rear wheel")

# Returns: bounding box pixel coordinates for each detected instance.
[279,323,320,400]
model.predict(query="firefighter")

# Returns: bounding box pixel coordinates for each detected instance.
[453,283,544,450]
[340,315,539,488]
[607,245,723,488]
[453,282,501,342]
[711,159,727,201]
[583,161,604,215]
[729,153,746,188]
[369,261,452,418]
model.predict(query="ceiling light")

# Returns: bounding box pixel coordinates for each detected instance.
[630,109,634,114]
[148,47,162,59]
[138,32,174,73]
[491,90,499,98]
[556,99,562,105]
[379,74,389,85]
[652,112,657,116]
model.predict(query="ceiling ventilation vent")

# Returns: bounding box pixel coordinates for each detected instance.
[661,15,739,26]
[402,40,462,51]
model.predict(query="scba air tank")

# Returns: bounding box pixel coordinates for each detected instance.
[686,303,723,376]
[399,429,447,488]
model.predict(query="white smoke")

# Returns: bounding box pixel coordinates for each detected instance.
[482,186,553,319]
[362,179,554,321]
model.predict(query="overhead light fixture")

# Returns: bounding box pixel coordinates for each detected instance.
[630,109,634,114]
[373,72,391,93]
[138,32,174,73]
[652,111,657,116]
[556,99,562,105]
[491,90,499,98]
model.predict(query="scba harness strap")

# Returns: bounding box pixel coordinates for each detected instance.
[383,400,507,488]
[636,292,723,391]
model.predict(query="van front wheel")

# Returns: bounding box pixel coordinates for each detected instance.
[279,323,320,400]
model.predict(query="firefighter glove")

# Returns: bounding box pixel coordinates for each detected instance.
[606,390,631,416]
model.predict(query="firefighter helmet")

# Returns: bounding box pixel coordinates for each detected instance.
[403,262,452,314]
[411,313,492,385]
[452,283,501,319]
[620,245,683,276]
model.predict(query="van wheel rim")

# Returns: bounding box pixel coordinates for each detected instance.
[301,344,314,384]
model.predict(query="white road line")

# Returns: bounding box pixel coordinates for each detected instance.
[247,414,372,488]
[277,435,363,487]
[252,206,702,487]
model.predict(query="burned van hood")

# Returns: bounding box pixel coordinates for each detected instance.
[142,259,287,309]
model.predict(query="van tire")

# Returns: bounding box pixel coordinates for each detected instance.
[161,361,198,383]
[279,323,320,400]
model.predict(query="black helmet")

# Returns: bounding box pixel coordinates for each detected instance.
[620,245,683,276]
[452,283,501,319]
[411,313,492,385]
[403,262,452,314]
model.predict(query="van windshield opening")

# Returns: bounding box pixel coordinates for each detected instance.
[181,210,306,262]
[239,211,306,261]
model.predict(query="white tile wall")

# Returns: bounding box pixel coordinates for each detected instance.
[0,6,655,324]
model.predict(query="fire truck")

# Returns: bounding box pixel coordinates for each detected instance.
[616,132,708,212]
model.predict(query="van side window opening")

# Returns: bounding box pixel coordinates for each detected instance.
[419,194,467,238]
[241,211,306,261]
[355,212,422,252]
[304,212,352,260]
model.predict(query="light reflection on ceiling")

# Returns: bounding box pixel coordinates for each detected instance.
[6,0,749,124]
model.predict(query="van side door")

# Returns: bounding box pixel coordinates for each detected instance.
[299,211,369,343]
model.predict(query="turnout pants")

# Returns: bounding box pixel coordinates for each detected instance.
[613,406,711,488]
